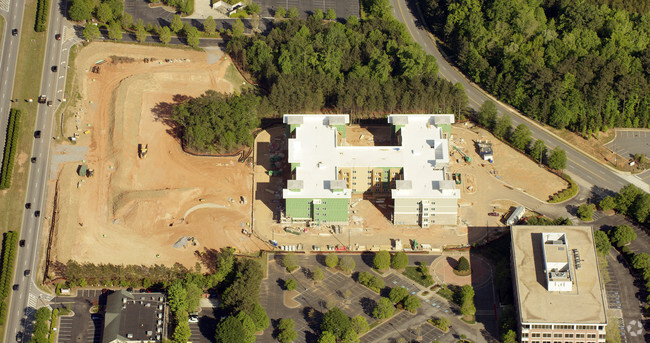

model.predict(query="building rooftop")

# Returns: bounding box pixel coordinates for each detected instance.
[511,226,607,324]
[103,290,166,343]
[283,114,460,200]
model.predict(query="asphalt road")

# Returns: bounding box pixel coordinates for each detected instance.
[389,0,649,194]
[5,0,73,340]
[0,0,25,163]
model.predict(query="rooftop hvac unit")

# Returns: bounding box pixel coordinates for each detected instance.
[127,334,133,339]
[146,303,151,307]
[157,335,161,340]
[158,305,163,310]
[157,320,162,325]
[158,313,163,319]
[122,298,127,303]
[157,327,162,333]
[147,331,153,336]
[159,297,164,301]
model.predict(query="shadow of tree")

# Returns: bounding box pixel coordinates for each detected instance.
[151,94,193,141]
[359,297,377,317]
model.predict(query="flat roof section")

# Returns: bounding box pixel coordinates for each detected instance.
[511,226,607,325]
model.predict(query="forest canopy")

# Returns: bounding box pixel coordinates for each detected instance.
[173,14,470,152]
[421,0,650,134]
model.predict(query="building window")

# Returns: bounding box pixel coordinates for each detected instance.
[564,334,573,338]
[542,334,551,338]
[532,333,541,338]
[522,334,529,338]
[554,334,563,338]
[575,334,584,339]
[353,170,356,174]
[587,334,596,338]
[353,177,356,179]
[598,335,605,339]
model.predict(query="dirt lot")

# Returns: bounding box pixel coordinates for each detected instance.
[49,43,262,269]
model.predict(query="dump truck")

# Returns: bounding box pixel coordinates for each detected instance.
[284,227,301,235]
[78,164,88,177]
[138,144,148,159]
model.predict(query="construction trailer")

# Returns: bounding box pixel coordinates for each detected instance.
[506,206,525,225]
[477,140,494,162]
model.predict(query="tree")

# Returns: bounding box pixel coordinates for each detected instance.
[530,140,546,163]
[214,316,247,343]
[246,303,269,332]
[186,26,200,48]
[609,225,636,247]
[172,315,191,343]
[321,307,351,338]
[204,16,216,35]
[318,331,336,343]
[277,318,297,343]
[615,184,643,215]
[460,297,476,317]
[339,256,355,272]
[108,21,123,40]
[493,115,511,139]
[283,252,298,272]
[312,267,323,281]
[325,8,336,20]
[373,297,395,319]
[121,12,133,29]
[357,271,384,292]
[510,124,532,150]
[577,203,596,221]
[170,14,183,33]
[83,24,101,41]
[341,328,360,343]
[235,311,256,343]
[599,196,616,211]
[432,317,450,331]
[389,286,408,304]
[232,19,244,37]
[221,258,263,313]
[68,0,93,21]
[477,100,497,129]
[373,250,390,270]
[631,253,650,270]
[548,147,567,171]
[325,254,338,268]
[246,2,260,15]
[312,9,324,21]
[365,0,391,18]
[391,251,408,269]
[275,6,286,19]
[594,230,611,255]
[633,193,650,224]
[403,295,421,312]
[159,26,171,45]
[136,24,147,43]
[350,315,369,335]
[97,3,114,23]
[185,282,202,312]
[167,280,188,313]
[502,330,517,343]
[285,278,297,291]
[456,256,470,272]
[287,7,299,18]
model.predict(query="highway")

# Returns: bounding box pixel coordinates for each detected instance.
[390,0,649,194]
[4,0,72,340]
[0,0,25,162]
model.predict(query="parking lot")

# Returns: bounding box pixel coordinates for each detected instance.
[606,130,650,160]
[54,290,105,343]
[256,0,360,18]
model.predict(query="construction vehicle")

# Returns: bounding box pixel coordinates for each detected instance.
[453,173,462,185]
[138,144,148,159]
[453,146,472,162]
[284,227,301,235]
[87,168,94,177]
[38,95,46,104]
[78,164,88,177]
[268,170,282,176]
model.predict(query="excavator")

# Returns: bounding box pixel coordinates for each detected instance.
[138,144,148,159]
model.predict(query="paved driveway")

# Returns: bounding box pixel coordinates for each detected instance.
[606,130,650,160]
[53,290,105,343]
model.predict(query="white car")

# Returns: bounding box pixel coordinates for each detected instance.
[188,315,198,323]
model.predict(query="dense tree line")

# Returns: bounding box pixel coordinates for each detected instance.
[227,15,468,118]
[35,0,50,32]
[1,109,21,189]
[421,0,650,134]
[599,184,650,227]
[31,307,52,343]
[586,0,650,14]
[0,231,18,325]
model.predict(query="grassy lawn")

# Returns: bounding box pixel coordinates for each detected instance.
[598,253,611,285]
[55,44,80,141]
[606,311,622,343]
[402,266,434,287]
[0,0,46,236]
[0,14,5,46]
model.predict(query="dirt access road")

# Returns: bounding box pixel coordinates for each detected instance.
[48,43,261,270]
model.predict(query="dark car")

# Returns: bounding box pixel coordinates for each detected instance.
[19,240,25,247]
[16,332,23,342]
[25,203,31,209]
[488,212,500,216]
[51,66,57,72]
[34,211,40,217]
[34,130,41,138]
[55,33,61,40]
[24,270,30,276]
[12,29,18,36]
[12,284,19,291]
[31,157,36,163]
[47,100,53,106]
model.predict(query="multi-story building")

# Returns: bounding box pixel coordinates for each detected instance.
[282,114,460,227]
[511,225,607,343]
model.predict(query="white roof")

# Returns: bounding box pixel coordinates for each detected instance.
[283,114,460,200]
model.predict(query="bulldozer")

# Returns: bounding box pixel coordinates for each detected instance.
[138,144,148,159]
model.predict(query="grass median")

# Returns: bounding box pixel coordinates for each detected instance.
[0,0,46,235]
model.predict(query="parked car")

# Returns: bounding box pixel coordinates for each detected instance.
[488,212,500,217]
[188,315,199,323]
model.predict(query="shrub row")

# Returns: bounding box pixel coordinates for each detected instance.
[357,271,384,293]
[0,109,21,189]
[548,174,578,203]
[35,0,50,32]
[49,308,59,343]
[0,231,19,325]
[32,307,52,343]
